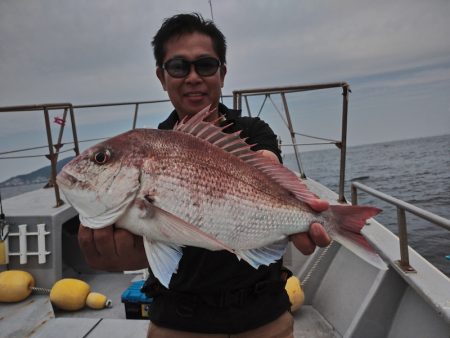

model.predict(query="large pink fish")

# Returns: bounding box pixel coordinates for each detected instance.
[57,107,386,287]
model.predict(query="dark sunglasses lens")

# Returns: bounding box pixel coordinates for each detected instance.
[165,59,190,77]
[195,58,220,76]
[164,58,220,78]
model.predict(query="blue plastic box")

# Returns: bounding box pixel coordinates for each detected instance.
[121,280,153,319]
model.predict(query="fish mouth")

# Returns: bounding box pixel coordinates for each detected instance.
[56,170,91,190]
[56,170,77,186]
[56,166,141,228]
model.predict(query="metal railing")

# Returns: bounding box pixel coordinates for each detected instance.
[73,98,171,130]
[0,99,173,206]
[233,82,350,202]
[351,181,450,272]
[2,83,449,276]
[1,83,350,206]
[0,103,79,207]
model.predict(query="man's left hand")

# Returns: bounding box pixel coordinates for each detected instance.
[290,223,331,255]
[257,150,332,254]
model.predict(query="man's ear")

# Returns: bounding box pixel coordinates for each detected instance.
[220,64,227,88]
[156,67,167,91]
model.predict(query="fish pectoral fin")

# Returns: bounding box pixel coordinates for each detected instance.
[152,205,235,253]
[135,196,156,219]
[236,237,289,269]
[143,239,182,288]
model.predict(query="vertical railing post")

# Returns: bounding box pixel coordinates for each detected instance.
[1,224,9,265]
[132,103,139,129]
[244,96,252,117]
[281,92,306,178]
[396,208,416,272]
[43,106,64,207]
[69,106,80,156]
[351,184,358,205]
[54,108,67,155]
[338,85,349,203]
[233,92,242,110]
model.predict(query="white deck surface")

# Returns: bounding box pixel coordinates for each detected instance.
[2,187,72,217]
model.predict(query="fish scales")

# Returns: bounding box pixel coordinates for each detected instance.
[138,131,314,248]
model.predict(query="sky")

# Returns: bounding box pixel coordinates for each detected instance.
[0,0,449,182]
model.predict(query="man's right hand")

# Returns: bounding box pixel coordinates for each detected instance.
[78,224,148,271]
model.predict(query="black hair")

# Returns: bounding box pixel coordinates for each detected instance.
[152,13,227,68]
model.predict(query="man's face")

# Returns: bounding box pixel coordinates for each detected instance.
[156,32,227,120]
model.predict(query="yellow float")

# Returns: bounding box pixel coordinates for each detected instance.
[0,270,35,302]
[0,270,111,311]
[284,276,304,312]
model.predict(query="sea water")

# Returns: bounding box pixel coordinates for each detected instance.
[284,133,450,277]
[1,134,449,276]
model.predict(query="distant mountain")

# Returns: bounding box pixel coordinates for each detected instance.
[0,156,74,187]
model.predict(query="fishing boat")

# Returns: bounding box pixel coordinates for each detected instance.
[0,83,449,337]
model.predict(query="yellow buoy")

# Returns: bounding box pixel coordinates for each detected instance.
[0,270,35,302]
[0,240,9,265]
[0,271,112,311]
[50,278,91,311]
[285,276,304,312]
[86,292,112,309]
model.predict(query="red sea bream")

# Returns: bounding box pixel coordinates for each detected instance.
[57,107,386,287]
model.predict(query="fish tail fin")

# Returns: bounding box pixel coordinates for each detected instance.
[330,205,380,246]
[329,205,387,270]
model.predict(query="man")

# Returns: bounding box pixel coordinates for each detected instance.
[79,13,330,337]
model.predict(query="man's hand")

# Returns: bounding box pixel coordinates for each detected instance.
[290,197,331,254]
[290,223,331,255]
[256,149,332,254]
[78,224,148,271]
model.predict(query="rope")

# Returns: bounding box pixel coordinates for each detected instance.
[0,136,108,160]
[301,240,334,287]
[30,287,50,295]
[293,132,340,143]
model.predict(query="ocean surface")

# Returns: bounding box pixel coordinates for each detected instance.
[1,134,449,276]
[284,133,450,277]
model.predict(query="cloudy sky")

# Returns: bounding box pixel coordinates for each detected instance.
[0,0,449,182]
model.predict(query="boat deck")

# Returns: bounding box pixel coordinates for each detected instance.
[1,181,449,337]
[0,187,342,337]
[0,287,339,338]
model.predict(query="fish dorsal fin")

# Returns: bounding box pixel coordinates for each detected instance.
[174,106,324,207]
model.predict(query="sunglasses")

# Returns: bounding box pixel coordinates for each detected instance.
[162,57,221,78]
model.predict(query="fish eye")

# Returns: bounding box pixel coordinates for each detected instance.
[92,149,111,165]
